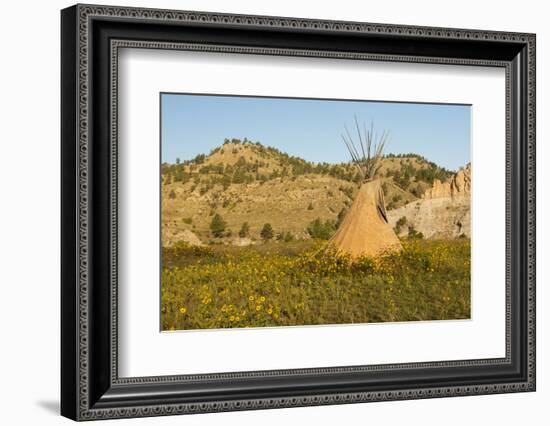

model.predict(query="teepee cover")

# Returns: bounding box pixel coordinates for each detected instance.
[330,179,402,259]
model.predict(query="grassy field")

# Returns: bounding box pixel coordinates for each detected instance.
[161,238,470,331]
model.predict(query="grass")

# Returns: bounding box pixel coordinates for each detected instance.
[161,239,471,331]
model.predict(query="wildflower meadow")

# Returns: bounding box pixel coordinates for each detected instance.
[161,239,470,330]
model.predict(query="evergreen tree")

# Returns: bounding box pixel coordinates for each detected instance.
[209,214,226,238]
[260,223,274,241]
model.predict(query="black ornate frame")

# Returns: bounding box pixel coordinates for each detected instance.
[61,4,536,421]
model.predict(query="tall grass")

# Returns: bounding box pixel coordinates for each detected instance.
[161,239,470,330]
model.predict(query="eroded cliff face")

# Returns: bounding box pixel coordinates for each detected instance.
[422,164,471,200]
[388,165,471,239]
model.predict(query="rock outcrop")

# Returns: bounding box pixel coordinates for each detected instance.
[232,237,253,247]
[422,164,471,200]
[164,229,204,247]
[388,165,471,239]
[387,197,470,239]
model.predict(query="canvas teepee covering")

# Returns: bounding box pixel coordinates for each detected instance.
[329,118,402,259]
[330,179,402,259]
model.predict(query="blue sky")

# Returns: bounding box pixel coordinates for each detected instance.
[161,93,471,171]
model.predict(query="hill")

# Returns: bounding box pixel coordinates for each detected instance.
[161,139,466,246]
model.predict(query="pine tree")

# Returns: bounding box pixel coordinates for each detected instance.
[260,223,274,241]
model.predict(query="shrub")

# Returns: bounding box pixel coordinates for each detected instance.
[210,214,226,238]
[410,185,422,198]
[339,185,354,199]
[222,175,231,190]
[239,222,250,238]
[192,154,206,164]
[408,226,424,239]
[168,190,176,199]
[307,202,314,210]
[232,169,247,184]
[307,218,335,240]
[394,216,407,234]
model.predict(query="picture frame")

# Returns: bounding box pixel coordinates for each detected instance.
[61,3,536,421]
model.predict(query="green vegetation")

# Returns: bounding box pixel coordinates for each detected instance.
[307,218,336,240]
[238,222,250,238]
[339,185,354,199]
[161,239,471,330]
[387,193,403,210]
[160,139,456,203]
[394,216,407,234]
[260,223,274,240]
[384,153,454,182]
[408,226,424,240]
[209,214,226,238]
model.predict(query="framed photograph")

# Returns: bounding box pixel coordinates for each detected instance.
[61,4,536,421]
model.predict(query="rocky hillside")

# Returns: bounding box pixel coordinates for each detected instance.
[387,165,471,239]
[422,165,471,200]
[162,139,467,245]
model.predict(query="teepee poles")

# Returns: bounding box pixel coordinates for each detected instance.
[341,117,390,183]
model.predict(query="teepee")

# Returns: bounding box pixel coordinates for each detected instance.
[329,118,402,259]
